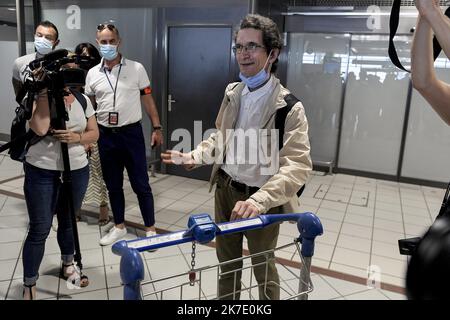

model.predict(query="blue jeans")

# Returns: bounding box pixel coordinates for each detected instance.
[97,122,155,227]
[22,163,89,285]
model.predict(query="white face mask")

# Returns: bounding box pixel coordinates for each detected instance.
[34,36,54,55]
[239,50,273,89]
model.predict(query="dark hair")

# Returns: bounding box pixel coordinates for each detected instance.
[37,20,59,41]
[75,42,101,65]
[234,14,283,73]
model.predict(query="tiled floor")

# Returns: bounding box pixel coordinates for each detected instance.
[0,151,446,300]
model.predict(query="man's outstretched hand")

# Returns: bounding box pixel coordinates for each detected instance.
[161,150,195,170]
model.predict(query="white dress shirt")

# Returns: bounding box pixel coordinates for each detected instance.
[222,76,278,187]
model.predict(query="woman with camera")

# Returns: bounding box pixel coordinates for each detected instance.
[22,67,99,299]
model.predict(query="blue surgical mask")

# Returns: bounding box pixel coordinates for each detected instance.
[34,36,54,55]
[239,50,273,89]
[100,44,118,61]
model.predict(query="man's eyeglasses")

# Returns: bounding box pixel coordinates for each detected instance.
[97,23,116,31]
[232,42,266,54]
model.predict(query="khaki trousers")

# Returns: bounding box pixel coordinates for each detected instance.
[214,173,281,300]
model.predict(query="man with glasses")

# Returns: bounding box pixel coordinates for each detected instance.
[12,20,60,96]
[85,23,163,246]
[162,14,311,300]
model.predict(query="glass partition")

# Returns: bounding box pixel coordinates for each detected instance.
[338,34,411,175]
[401,55,450,183]
[286,33,350,164]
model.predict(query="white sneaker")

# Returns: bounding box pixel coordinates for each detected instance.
[145,230,158,252]
[99,226,127,246]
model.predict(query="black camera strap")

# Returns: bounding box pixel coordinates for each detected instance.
[389,0,450,72]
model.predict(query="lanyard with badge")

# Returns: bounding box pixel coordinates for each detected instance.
[104,63,122,125]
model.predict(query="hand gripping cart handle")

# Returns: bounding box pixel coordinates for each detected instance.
[112,212,323,300]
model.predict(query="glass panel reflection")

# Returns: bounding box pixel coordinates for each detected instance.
[286,33,350,164]
[338,34,411,175]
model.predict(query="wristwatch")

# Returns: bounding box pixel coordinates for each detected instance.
[153,126,162,131]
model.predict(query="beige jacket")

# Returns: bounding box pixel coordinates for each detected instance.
[189,77,312,214]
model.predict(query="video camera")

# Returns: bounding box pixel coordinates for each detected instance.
[27,48,97,88]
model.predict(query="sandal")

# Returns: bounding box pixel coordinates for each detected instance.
[98,203,110,226]
[61,263,89,288]
[23,283,36,300]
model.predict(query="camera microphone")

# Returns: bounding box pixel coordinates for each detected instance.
[29,49,69,70]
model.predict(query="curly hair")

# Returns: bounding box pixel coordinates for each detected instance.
[234,14,283,73]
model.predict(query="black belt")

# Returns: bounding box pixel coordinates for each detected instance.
[217,169,259,196]
[98,121,141,134]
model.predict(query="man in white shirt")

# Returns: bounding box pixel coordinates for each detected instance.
[162,14,312,300]
[85,24,163,246]
[12,20,60,96]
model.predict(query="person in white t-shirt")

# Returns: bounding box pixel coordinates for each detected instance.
[22,79,99,300]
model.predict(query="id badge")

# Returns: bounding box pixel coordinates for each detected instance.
[108,112,119,125]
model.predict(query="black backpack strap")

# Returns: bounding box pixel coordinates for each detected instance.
[275,93,305,197]
[389,1,450,72]
[69,88,88,114]
[275,93,299,151]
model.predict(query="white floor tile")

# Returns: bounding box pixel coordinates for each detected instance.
[404,223,429,237]
[340,222,372,240]
[336,234,371,253]
[313,242,335,261]
[373,218,404,233]
[158,189,191,200]
[346,205,374,217]
[343,213,373,227]
[371,241,405,261]
[60,288,108,300]
[315,230,339,246]
[372,228,404,245]
[371,254,408,278]
[403,214,431,227]
[376,202,401,213]
[0,241,22,261]
[181,193,213,205]
[376,195,401,205]
[318,218,342,233]
[107,286,124,300]
[0,215,29,229]
[0,259,18,281]
[0,280,10,300]
[316,207,345,222]
[155,209,186,225]
[374,209,403,222]
[401,205,429,217]
[286,275,342,300]
[332,247,370,270]
[321,274,369,296]
[165,200,200,214]
[320,200,347,212]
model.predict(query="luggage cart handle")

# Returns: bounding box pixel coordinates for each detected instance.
[112,212,322,257]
